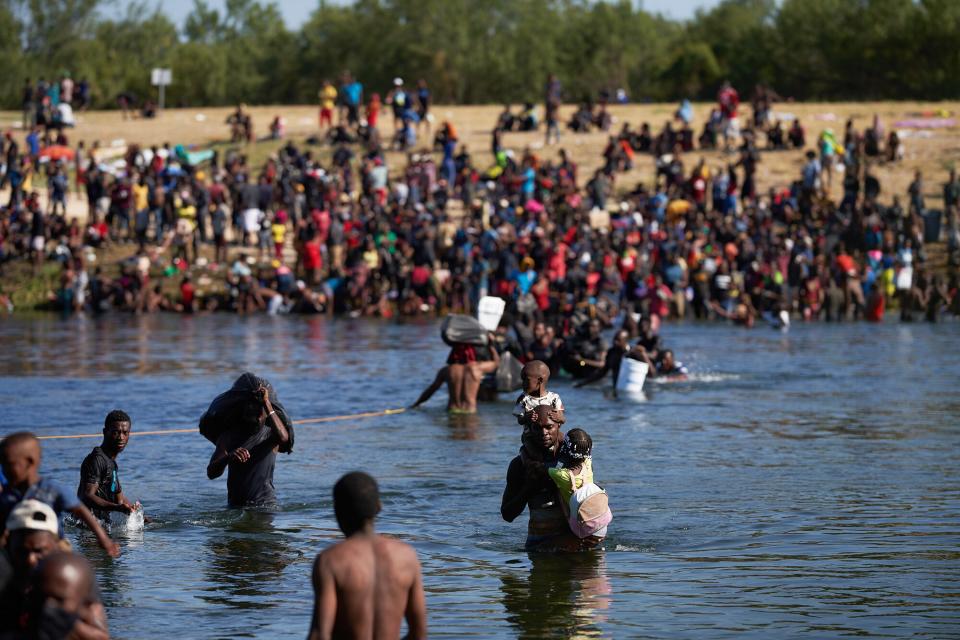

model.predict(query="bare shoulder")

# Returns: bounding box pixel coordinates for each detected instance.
[313,539,348,570]
[376,535,420,566]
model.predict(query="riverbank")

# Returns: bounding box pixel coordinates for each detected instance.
[2,100,958,315]
[3,100,959,216]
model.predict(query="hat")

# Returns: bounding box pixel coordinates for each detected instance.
[6,500,59,536]
[393,77,403,86]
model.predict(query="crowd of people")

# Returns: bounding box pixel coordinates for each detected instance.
[0,364,618,637]
[0,410,429,639]
[2,76,959,334]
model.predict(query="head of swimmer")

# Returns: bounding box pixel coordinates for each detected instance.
[102,410,131,456]
[333,471,382,536]
[0,431,41,489]
[639,316,653,337]
[661,349,675,370]
[587,319,601,339]
[520,360,550,397]
[529,405,562,452]
[613,329,629,350]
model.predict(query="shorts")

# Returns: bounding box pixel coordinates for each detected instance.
[32,236,45,252]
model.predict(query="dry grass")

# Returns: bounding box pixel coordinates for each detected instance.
[2,100,959,219]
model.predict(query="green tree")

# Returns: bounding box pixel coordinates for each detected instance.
[661,41,722,99]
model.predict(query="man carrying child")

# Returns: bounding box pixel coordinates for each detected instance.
[501,406,603,552]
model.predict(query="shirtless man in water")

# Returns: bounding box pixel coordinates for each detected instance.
[410,337,500,413]
[308,472,427,640]
[501,406,601,552]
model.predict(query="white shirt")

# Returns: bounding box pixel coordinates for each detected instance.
[512,391,564,418]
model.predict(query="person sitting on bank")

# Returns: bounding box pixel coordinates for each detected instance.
[78,410,138,521]
[308,471,427,640]
[207,384,289,508]
[501,405,602,552]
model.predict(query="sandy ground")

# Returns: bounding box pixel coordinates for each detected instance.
[2,101,958,222]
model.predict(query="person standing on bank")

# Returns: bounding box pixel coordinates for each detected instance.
[207,385,289,507]
[78,410,138,520]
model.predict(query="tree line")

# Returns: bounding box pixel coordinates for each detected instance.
[1,0,957,111]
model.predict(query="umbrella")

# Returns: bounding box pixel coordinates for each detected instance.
[39,145,75,162]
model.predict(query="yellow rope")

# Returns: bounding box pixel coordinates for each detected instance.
[35,407,407,441]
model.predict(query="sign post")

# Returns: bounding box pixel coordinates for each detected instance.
[150,68,172,112]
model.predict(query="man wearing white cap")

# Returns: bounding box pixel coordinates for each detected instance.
[1,500,61,630]
[1,500,110,636]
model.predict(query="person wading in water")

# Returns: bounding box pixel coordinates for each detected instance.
[501,405,603,551]
[206,385,289,507]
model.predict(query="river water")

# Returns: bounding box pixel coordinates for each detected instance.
[2,315,958,638]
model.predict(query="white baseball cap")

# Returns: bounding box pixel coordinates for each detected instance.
[6,499,59,536]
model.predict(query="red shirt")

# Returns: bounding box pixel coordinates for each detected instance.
[548,243,568,282]
[180,282,195,305]
[837,253,856,276]
[303,241,321,270]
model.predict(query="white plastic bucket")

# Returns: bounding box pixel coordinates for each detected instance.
[478,296,506,331]
[616,359,648,394]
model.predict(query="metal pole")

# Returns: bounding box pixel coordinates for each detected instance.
[159,83,165,112]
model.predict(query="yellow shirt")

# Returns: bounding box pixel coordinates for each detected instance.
[319,86,337,110]
[666,199,692,222]
[176,205,196,232]
[548,457,594,505]
[271,223,286,244]
[133,184,149,210]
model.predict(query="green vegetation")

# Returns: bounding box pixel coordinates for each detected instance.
[1,0,958,110]
[2,260,62,310]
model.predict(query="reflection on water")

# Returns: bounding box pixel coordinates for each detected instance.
[446,412,483,441]
[3,315,960,638]
[200,510,300,610]
[501,552,611,639]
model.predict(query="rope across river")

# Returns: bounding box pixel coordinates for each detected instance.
[35,407,408,441]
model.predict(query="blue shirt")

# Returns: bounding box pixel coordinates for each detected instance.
[26,132,40,156]
[514,269,537,295]
[522,167,536,197]
[343,82,363,106]
[0,477,80,536]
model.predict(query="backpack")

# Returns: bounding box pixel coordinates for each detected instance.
[567,481,612,539]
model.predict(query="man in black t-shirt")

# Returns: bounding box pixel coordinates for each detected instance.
[78,410,136,520]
